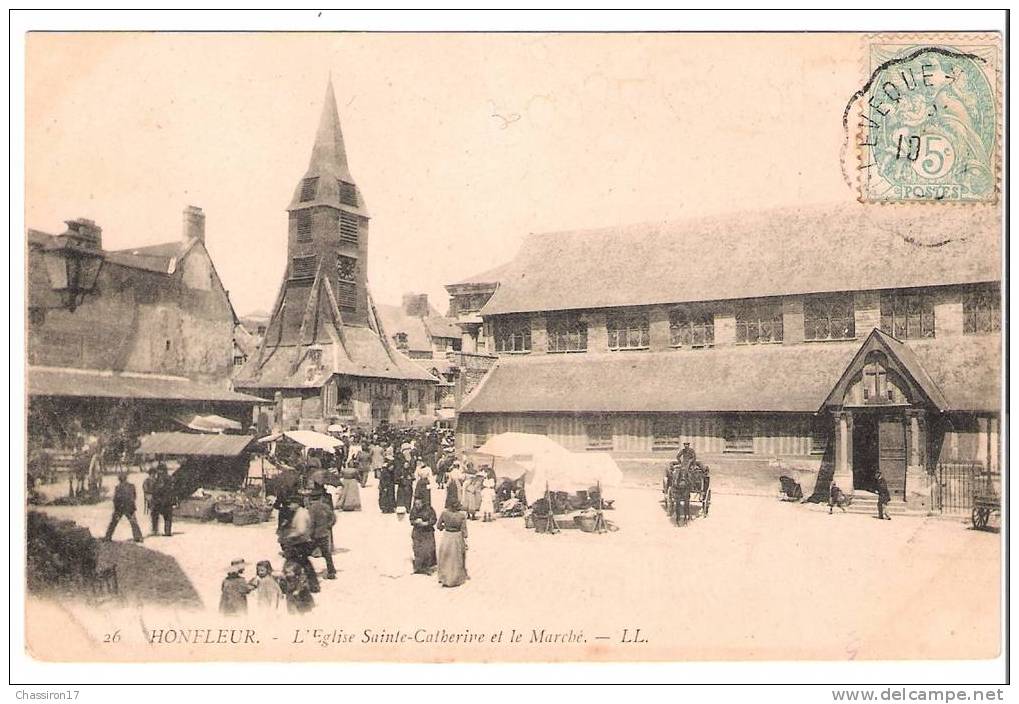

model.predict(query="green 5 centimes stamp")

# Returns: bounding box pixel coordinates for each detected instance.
[856,35,999,203]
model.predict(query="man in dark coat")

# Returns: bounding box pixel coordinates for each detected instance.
[876,470,892,520]
[104,473,144,542]
[676,442,697,469]
[307,493,337,580]
[149,465,175,536]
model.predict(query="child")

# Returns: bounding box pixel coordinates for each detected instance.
[281,559,315,614]
[829,481,848,514]
[219,558,252,616]
[249,559,283,612]
[480,478,496,523]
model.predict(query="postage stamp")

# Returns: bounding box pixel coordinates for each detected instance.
[855,34,999,204]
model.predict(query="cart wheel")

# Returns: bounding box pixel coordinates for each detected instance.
[979,507,991,529]
[972,506,988,529]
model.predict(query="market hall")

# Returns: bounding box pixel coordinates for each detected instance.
[452,203,1001,513]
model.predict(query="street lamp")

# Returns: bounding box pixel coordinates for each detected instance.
[42,219,105,312]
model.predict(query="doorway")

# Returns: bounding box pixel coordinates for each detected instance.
[852,414,879,492]
[852,412,908,499]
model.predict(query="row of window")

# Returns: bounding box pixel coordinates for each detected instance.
[295,210,365,245]
[473,420,828,455]
[492,290,1000,353]
[299,177,359,208]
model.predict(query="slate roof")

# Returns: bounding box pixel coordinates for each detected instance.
[459,335,1000,415]
[477,203,1001,316]
[448,260,514,288]
[28,367,261,404]
[423,316,461,340]
[376,304,434,353]
[27,228,190,276]
[106,241,186,274]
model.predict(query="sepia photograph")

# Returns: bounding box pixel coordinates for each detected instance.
[11,11,1006,686]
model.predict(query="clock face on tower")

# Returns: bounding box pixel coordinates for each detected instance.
[336,255,357,282]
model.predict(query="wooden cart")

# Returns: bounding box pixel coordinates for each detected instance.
[664,462,711,524]
[971,469,1000,530]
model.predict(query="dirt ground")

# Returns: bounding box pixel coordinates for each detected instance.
[24,473,1001,663]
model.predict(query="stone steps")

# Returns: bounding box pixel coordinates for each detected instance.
[841,494,921,517]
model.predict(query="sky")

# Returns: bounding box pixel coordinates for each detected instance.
[25,32,861,317]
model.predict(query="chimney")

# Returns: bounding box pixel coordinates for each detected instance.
[402,293,430,318]
[63,218,102,250]
[182,205,205,243]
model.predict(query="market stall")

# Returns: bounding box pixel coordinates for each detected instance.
[475,432,622,533]
[135,432,268,525]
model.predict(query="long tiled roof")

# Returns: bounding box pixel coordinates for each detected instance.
[28,367,261,404]
[459,334,1000,414]
[477,203,1001,316]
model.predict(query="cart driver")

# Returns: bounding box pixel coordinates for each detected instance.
[676,442,697,469]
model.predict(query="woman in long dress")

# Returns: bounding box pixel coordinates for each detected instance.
[378,463,396,514]
[413,461,432,506]
[436,501,469,587]
[338,465,362,511]
[395,455,414,512]
[445,465,463,510]
[410,497,437,574]
[462,472,483,520]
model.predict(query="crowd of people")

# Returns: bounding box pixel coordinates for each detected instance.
[219,424,505,616]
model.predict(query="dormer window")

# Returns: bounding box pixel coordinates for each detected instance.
[300,177,319,202]
[338,180,357,207]
[307,346,323,365]
[393,332,409,351]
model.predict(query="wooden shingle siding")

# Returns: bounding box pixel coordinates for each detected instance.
[461,412,817,460]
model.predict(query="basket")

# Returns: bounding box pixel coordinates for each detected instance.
[177,497,215,520]
[575,514,599,533]
[232,508,262,526]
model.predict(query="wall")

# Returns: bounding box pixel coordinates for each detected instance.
[457,411,827,494]
[28,247,235,385]
[932,412,1000,470]
[449,351,498,408]
[278,376,438,432]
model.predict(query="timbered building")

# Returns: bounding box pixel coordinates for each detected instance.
[453,205,1002,511]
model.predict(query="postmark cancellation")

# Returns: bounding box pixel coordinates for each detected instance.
[855,34,1000,204]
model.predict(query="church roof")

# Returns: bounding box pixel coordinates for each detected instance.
[473,203,1001,316]
[233,265,435,390]
[287,79,368,216]
[459,334,1000,415]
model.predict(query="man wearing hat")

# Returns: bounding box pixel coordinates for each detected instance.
[307,491,337,580]
[149,463,175,537]
[280,492,320,592]
[676,442,697,469]
[103,472,144,543]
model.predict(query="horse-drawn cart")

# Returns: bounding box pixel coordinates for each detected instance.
[663,462,711,524]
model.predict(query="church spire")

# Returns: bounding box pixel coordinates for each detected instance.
[288,77,365,213]
[308,77,350,178]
